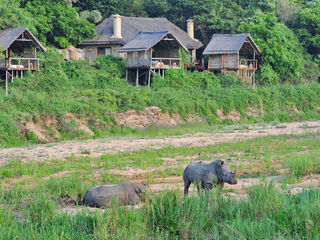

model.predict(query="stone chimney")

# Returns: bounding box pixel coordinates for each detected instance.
[112,14,122,38]
[187,19,194,39]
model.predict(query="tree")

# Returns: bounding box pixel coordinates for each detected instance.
[292,0,320,61]
[238,11,307,83]
[74,0,147,19]
[0,0,37,33]
[24,0,95,48]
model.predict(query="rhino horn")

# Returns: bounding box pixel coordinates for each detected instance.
[234,169,237,174]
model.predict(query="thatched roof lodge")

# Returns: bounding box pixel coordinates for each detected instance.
[78,14,203,62]
[203,33,261,83]
[0,27,46,95]
[119,31,189,69]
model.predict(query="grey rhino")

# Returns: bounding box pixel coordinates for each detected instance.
[183,159,237,195]
[82,182,146,208]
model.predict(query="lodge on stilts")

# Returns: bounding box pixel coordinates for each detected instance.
[0,27,46,95]
[203,33,261,84]
[118,31,189,87]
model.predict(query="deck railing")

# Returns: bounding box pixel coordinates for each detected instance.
[151,58,181,69]
[239,59,257,70]
[8,57,40,71]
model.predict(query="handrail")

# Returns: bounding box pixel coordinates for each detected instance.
[240,59,257,62]
[151,57,181,69]
[9,57,39,60]
[152,57,181,60]
[8,57,40,70]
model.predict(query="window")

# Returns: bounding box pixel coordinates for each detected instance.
[97,47,112,56]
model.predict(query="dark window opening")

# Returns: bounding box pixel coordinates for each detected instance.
[97,47,111,56]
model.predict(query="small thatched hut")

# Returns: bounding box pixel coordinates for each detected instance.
[0,27,46,95]
[203,33,261,83]
[118,31,189,86]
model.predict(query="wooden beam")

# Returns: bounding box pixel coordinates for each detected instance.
[135,69,139,87]
[125,69,128,81]
[5,71,8,96]
[148,69,151,88]
[221,54,224,69]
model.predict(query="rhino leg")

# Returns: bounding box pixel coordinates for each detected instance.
[184,178,191,195]
[219,182,225,190]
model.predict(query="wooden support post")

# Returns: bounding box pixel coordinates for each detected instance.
[5,71,8,96]
[135,69,139,87]
[11,71,14,83]
[125,69,128,81]
[21,70,23,78]
[147,69,151,88]
[162,69,165,78]
[221,54,224,69]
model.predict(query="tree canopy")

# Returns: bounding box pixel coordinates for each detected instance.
[0,0,319,84]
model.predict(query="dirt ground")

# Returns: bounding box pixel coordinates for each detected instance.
[1,120,320,166]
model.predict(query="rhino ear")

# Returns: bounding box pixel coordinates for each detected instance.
[219,161,224,166]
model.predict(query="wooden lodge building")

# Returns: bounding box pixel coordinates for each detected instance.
[78,14,203,85]
[0,27,46,95]
[203,33,261,84]
[119,31,189,87]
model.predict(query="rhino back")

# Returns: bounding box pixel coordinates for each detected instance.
[184,161,220,184]
[83,182,145,207]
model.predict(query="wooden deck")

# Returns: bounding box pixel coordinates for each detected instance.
[0,57,40,71]
[151,57,181,69]
[238,59,257,71]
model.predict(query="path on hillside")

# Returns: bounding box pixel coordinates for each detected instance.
[0,120,319,166]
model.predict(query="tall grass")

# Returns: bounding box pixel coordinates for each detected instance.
[285,153,320,177]
[0,180,319,239]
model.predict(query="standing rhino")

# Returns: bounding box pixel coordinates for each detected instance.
[82,182,146,208]
[183,159,237,195]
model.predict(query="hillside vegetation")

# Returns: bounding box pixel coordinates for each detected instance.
[0,0,320,147]
[0,51,319,147]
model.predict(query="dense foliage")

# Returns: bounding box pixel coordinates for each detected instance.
[0,0,320,82]
[0,51,319,147]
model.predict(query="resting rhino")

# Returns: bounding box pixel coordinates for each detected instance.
[183,159,237,195]
[82,182,146,208]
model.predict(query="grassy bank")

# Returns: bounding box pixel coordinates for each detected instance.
[0,51,320,147]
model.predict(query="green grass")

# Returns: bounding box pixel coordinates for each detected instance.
[285,153,320,177]
[0,181,319,239]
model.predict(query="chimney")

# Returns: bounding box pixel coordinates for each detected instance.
[112,14,122,38]
[187,19,194,39]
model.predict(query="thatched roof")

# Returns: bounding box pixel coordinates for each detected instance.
[203,33,261,55]
[119,31,188,53]
[0,27,46,52]
[79,15,203,50]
